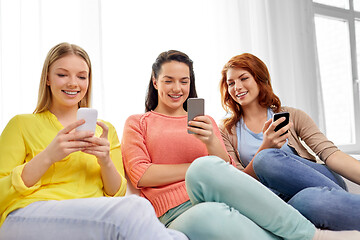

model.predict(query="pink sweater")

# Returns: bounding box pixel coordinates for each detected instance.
[121,111,231,217]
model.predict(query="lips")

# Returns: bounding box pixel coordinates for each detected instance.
[169,94,182,100]
[62,90,79,95]
[236,91,248,98]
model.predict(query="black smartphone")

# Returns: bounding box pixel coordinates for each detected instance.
[187,98,205,134]
[273,112,290,136]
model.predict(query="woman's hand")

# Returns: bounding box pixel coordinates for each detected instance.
[81,121,111,167]
[81,121,122,196]
[188,116,230,162]
[22,119,94,187]
[260,117,292,150]
[44,119,95,165]
[243,117,292,179]
[187,116,216,145]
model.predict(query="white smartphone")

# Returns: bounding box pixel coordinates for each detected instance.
[76,108,98,133]
[187,98,205,134]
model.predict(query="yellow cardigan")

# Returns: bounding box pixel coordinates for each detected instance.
[0,111,127,227]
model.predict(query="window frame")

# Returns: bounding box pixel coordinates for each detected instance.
[313,0,360,153]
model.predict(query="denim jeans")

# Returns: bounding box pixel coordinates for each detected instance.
[253,148,360,230]
[0,195,187,240]
[162,156,316,240]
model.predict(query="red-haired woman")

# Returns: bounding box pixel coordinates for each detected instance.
[219,53,360,231]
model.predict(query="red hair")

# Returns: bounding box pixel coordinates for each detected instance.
[220,53,281,134]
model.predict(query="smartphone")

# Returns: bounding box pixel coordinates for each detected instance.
[76,108,98,133]
[273,112,289,136]
[187,98,205,134]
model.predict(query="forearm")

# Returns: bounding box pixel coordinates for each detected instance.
[99,159,122,196]
[21,150,53,187]
[242,147,264,180]
[326,151,360,185]
[138,163,191,188]
[243,161,258,180]
[206,137,231,162]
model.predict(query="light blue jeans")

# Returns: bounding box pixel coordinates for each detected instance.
[253,148,360,230]
[0,195,187,240]
[160,156,316,240]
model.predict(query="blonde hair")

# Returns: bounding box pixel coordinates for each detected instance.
[34,42,92,113]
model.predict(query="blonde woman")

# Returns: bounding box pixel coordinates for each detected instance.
[0,43,187,240]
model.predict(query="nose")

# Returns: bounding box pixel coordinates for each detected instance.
[67,75,78,88]
[173,81,181,92]
[234,80,242,90]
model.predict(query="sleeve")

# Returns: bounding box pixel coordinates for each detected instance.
[292,108,339,162]
[209,116,237,168]
[103,120,127,197]
[219,125,244,170]
[0,116,41,215]
[121,114,153,189]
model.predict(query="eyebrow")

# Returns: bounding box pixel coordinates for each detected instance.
[162,75,190,80]
[227,72,247,82]
[55,68,69,72]
[55,68,88,74]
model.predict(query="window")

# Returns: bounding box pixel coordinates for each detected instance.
[313,0,360,153]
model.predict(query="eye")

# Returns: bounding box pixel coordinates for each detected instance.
[241,77,249,81]
[227,82,234,86]
[181,80,189,84]
[57,74,66,77]
[78,76,87,80]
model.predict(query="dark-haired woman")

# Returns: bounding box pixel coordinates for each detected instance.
[219,53,360,231]
[121,50,359,240]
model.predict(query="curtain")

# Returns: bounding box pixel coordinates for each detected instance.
[232,0,323,130]
[0,0,102,130]
[0,0,322,136]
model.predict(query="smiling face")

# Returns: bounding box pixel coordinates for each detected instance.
[47,54,89,112]
[153,61,190,116]
[226,68,260,109]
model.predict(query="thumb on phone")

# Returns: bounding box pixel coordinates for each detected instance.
[262,119,272,133]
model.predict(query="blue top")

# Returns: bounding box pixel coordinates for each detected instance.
[237,108,296,167]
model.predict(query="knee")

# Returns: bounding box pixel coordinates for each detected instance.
[109,195,156,221]
[288,187,327,219]
[186,156,224,187]
[253,148,283,176]
[124,195,154,214]
[169,202,228,239]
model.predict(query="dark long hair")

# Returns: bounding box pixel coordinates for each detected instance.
[145,50,197,112]
[220,53,281,133]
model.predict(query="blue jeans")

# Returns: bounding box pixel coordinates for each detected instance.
[253,148,360,230]
[0,195,187,240]
[161,156,316,240]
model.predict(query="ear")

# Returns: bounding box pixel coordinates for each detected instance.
[152,77,158,90]
[46,76,50,86]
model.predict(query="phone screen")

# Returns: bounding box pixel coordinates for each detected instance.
[76,108,98,133]
[273,112,289,135]
[187,98,204,134]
